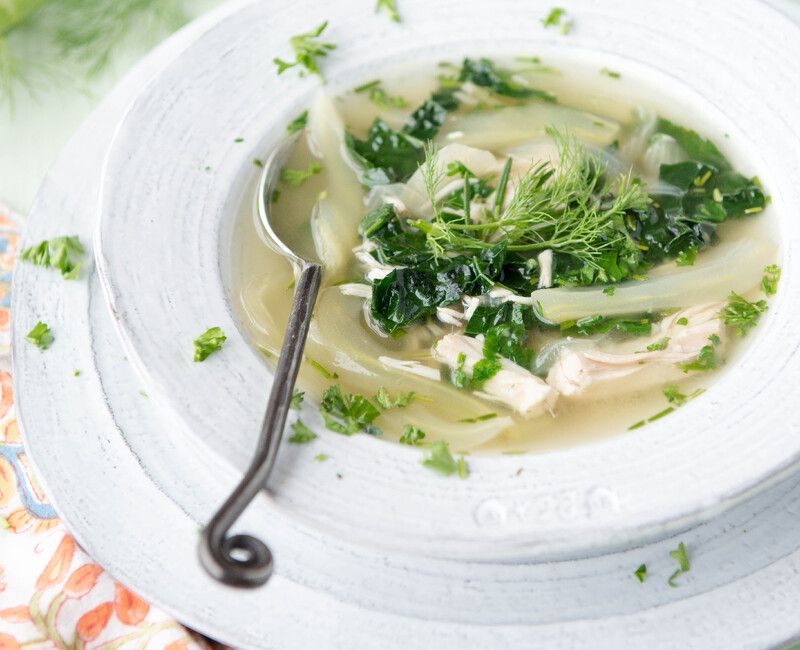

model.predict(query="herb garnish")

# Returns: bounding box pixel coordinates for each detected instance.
[193,327,226,362]
[374,386,415,409]
[645,337,670,352]
[600,68,621,79]
[26,322,53,349]
[541,7,572,34]
[375,0,400,22]
[290,389,305,409]
[281,161,322,187]
[307,357,338,379]
[668,542,690,587]
[20,236,84,279]
[313,453,329,462]
[634,564,647,583]
[288,420,317,443]
[273,21,336,79]
[320,385,381,435]
[286,110,308,134]
[721,292,767,336]
[629,384,705,429]
[354,79,407,109]
[761,264,781,296]
[679,334,720,373]
[422,440,467,478]
[399,424,426,445]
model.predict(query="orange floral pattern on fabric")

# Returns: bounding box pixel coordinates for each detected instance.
[0,204,214,649]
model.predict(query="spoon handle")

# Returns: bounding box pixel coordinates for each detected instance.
[198,262,322,587]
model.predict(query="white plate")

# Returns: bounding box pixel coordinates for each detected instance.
[14,1,800,647]
[94,0,800,559]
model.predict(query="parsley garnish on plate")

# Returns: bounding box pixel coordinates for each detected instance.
[288,420,317,443]
[281,161,322,187]
[761,264,781,296]
[421,440,468,478]
[375,0,400,22]
[314,453,329,462]
[541,7,572,34]
[634,564,647,583]
[721,292,767,336]
[273,21,336,79]
[20,235,84,279]
[193,327,226,362]
[26,322,53,349]
[668,542,690,587]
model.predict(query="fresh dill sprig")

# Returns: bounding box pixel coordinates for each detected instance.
[409,128,648,272]
[273,21,336,79]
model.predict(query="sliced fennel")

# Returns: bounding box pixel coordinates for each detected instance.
[306,90,365,282]
[532,238,775,322]
[435,103,621,150]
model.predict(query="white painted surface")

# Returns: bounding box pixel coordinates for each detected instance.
[12,1,800,648]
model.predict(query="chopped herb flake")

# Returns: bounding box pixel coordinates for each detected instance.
[721,292,767,336]
[762,264,781,296]
[281,161,322,187]
[600,68,621,79]
[603,286,616,296]
[457,456,469,479]
[287,110,308,134]
[193,327,226,362]
[273,21,336,79]
[314,453,329,462]
[668,542,690,587]
[288,420,317,443]
[422,440,459,476]
[20,235,84,279]
[374,386,415,409]
[645,336,670,352]
[290,389,305,409]
[26,321,53,349]
[307,358,338,379]
[375,0,400,22]
[320,385,381,435]
[676,317,689,326]
[400,424,426,445]
[679,335,720,372]
[541,7,565,28]
[634,564,647,583]
[355,79,407,109]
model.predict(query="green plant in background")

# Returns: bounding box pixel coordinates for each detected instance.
[0,0,196,105]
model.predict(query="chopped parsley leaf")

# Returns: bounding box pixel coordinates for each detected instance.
[471,356,502,387]
[375,0,400,22]
[600,68,621,79]
[355,79,407,109]
[20,235,84,279]
[668,542,690,587]
[314,453,329,462]
[290,389,305,409]
[721,292,767,336]
[193,327,226,362]
[645,336,670,352]
[281,161,322,187]
[634,564,647,583]
[288,420,317,443]
[541,7,565,28]
[234,137,244,143]
[26,321,53,349]
[457,456,469,479]
[421,440,459,476]
[400,424,426,445]
[676,317,689,326]
[679,334,719,372]
[762,264,781,296]
[451,352,469,389]
[73,369,81,377]
[320,385,381,435]
[253,158,264,168]
[287,110,308,134]
[602,286,616,296]
[374,386,415,409]
[273,21,336,79]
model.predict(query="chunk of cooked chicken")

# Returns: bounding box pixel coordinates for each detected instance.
[547,303,724,397]
[433,333,557,418]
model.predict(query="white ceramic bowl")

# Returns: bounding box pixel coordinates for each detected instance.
[95,0,800,561]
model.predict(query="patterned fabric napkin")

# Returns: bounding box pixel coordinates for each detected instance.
[0,203,212,650]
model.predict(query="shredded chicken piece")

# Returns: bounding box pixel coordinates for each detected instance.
[353,243,395,282]
[436,306,465,326]
[547,303,724,397]
[433,333,557,418]
[338,283,372,299]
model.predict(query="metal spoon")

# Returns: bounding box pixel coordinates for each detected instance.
[198,133,322,587]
